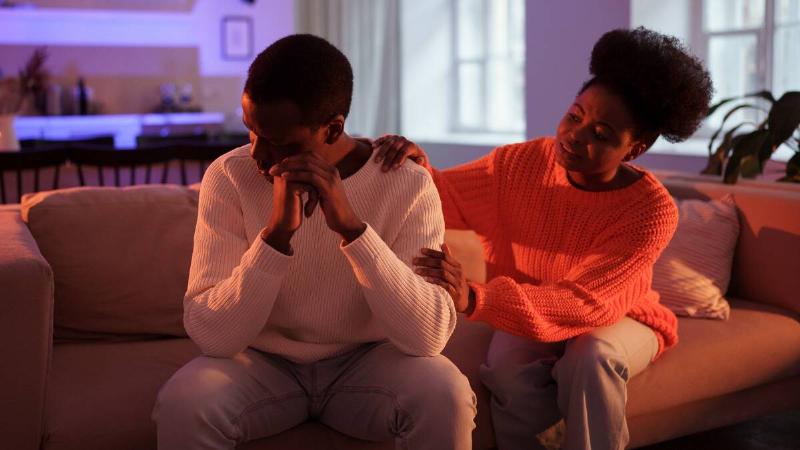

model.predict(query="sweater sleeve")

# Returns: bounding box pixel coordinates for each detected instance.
[468,200,678,342]
[183,160,291,358]
[424,149,501,235]
[340,172,456,357]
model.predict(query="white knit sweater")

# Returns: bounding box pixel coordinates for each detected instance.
[184,145,455,363]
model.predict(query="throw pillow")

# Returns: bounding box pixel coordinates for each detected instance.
[653,195,739,320]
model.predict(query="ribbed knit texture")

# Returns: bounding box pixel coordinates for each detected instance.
[184,145,456,363]
[426,137,680,358]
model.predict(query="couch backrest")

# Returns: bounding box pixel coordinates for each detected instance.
[661,176,800,315]
[21,185,199,339]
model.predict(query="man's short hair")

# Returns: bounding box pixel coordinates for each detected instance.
[244,34,354,127]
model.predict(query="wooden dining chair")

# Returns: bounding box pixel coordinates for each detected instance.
[68,145,174,187]
[0,148,70,204]
[171,143,238,185]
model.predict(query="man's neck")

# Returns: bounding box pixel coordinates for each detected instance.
[326,133,372,180]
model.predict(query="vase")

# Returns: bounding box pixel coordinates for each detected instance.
[0,114,20,151]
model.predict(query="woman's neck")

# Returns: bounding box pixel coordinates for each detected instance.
[567,165,643,192]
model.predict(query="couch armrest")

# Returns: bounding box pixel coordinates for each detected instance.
[0,207,53,450]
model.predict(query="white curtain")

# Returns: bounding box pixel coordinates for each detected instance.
[295,0,401,138]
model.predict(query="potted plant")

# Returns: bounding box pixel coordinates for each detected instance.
[0,47,48,151]
[702,90,800,183]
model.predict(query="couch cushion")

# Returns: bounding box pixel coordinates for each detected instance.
[627,298,800,416]
[42,326,495,450]
[21,185,199,338]
[43,339,200,450]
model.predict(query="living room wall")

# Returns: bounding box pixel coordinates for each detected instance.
[0,0,294,128]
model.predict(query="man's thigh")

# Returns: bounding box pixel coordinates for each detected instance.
[154,348,309,443]
[318,342,476,442]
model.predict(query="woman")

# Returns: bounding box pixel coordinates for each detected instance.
[373,27,712,450]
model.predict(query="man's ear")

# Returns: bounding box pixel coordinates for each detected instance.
[324,115,346,145]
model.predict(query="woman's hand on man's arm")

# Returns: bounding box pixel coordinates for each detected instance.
[413,244,475,315]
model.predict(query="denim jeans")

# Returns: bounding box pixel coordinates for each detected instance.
[152,341,477,450]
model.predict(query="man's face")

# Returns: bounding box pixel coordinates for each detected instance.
[241,93,329,176]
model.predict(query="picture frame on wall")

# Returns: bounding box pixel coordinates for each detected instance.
[221,16,253,60]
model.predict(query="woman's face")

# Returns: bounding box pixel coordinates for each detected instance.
[555,83,647,176]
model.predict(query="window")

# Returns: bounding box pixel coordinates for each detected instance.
[401,0,525,145]
[632,0,799,160]
[452,0,525,134]
[700,0,800,130]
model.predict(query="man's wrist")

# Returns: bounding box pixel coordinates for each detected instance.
[339,221,367,244]
[260,227,294,255]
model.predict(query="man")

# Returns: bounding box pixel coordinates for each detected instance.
[152,34,476,450]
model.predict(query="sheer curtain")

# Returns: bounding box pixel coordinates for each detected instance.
[295,0,401,138]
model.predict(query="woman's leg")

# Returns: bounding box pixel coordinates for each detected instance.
[152,349,309,450]
[552,317,659,450]
[480,330,566,450]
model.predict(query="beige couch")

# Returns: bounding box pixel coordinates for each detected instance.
[1,174,799,450]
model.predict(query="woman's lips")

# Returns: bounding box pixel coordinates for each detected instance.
[559,142,580,159]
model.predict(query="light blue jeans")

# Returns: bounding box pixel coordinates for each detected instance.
[480,317,659,450]
[153,341,476,450]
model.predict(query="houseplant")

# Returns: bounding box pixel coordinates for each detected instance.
[702,90,800,183]
[0,47,48,151]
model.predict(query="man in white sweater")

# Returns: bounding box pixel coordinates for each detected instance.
[152,34,476,449]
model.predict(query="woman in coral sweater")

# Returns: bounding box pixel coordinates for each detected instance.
[373,28,713,450]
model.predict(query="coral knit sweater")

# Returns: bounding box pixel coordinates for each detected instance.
[427,137,679,358]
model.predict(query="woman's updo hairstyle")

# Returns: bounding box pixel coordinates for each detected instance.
[582,27,713,144]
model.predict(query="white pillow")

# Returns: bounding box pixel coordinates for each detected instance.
[653,195,739,320]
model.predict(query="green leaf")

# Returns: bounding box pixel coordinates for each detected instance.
[707,104,765,155]
[740,155,761,178]
[757,133,776,168]
[786,151,800,178]
[707,90,775,117]
[777,173,800,183]
[768,91,800,146]
[723,129,770,184]
[702,123,753,175]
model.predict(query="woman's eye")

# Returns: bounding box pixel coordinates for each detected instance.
[594,130,607,141]
[569,113,580,123]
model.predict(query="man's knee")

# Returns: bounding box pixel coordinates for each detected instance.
[153,356,234,425]
[404,356,476,422]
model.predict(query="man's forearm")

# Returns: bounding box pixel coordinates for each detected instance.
[341,226,456,356]
[260,227,294,255]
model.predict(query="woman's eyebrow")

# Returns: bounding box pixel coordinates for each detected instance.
[597,121,617,134]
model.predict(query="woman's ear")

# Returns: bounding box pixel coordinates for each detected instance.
[624,133,656,162]
[623,142,647,162]
[325,115,346,145]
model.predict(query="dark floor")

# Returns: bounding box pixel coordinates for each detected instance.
[639,409,800,450]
